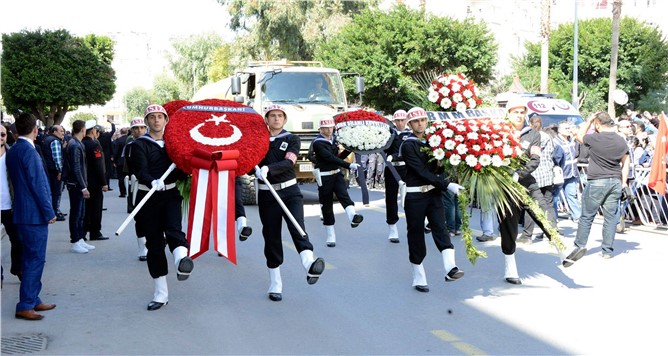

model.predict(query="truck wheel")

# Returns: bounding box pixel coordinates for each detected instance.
[239,174,256,205]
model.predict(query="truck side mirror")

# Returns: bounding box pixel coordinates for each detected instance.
[355,77,365,94]
[232,76,242,95]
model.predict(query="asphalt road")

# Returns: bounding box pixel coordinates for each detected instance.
[2,179,667,355]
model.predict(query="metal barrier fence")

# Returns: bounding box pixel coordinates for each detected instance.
[562,165,668,228]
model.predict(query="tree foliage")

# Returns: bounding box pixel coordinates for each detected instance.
[168,32,223,99]
[68,111,97,128]
[1,29,116,127]
[516,17,668,115]
[123,87,154,119]
[315,5,497,112]
[217,0,378,61]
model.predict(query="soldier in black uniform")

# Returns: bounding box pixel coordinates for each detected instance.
[255,105,324,302]
[82,120,109,241]
[126,104,193,311]
[123,118,148,261]
[383,109,410,243]
[494,99,543,285]
[400,107,465,293]
[312,117,363,247]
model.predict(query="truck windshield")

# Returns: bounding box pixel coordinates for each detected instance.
[261,72,345,105]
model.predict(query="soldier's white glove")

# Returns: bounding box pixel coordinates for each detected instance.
[386,155,393,163]
[447,183,465,194]
[151,179,166,191]
[255,166,269,180]
[349,163,360,171]
[512,173,519,182]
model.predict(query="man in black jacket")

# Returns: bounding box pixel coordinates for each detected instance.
[97,118,115,188]
[112,127,129,198]
[82,120,109,241]
[41,125,66,221]
[62,120,95,254]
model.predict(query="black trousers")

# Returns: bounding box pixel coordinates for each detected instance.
[235,177,245,219]
[404,191,453,265]
[318,173,355,226]
[47,171,62,214]
[117,170,127,197]
[258,185,313,269]
[84,188,104,238]
[135,188,189,279]
[497,193,522,256]
[384,165,406,225]
[1,209,22,276]
[521,186,559,239]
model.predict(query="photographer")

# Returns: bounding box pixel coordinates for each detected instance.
[563,112,630,266]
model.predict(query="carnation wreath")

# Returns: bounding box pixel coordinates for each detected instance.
[428,73,483,112]
[163,99,270,176]
[333,110,394,154]
[423,74,565,264]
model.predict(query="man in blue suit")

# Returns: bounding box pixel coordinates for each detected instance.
[6,112,57,320]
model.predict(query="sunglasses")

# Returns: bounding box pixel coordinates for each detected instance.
[0,133,6,137]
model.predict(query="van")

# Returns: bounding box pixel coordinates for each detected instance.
[497,93,584,128]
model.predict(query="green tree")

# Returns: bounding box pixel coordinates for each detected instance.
[315,5,497,112]
[123,87,154,118]
[217,0,378,61]
[516,17,668,116]
[208,44,236,82]
[1,29,116,127]
[153,74,187,104]
[168,32,223,98]
[68,112,97,128]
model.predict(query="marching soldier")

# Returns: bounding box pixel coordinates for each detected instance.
[383,109,410,243]
[400,107,465,292]
[126,104,193,311]
[255,104,324,302]
[312,117,363,247]
[123,118,148,260]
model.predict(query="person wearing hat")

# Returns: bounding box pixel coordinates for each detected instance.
[254,104,325,302]
[400,107,465,292]
[82,119,109,242]
[311,115,363,248]
[62,120,95,254]
[121,118,148,260]
[482,99,545,284]
[563,111,629,265]
[126,104,193,311]
[383,109,410,243]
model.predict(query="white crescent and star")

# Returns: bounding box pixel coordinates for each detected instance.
[189,114,243,146]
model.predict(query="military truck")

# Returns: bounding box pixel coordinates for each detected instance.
[193,59,363,204]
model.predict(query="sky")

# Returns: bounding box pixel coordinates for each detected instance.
[0,0,232,39]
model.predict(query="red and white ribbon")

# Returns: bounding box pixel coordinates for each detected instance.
[187,148,239,263]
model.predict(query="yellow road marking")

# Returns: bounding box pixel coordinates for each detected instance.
[431,330,486,355]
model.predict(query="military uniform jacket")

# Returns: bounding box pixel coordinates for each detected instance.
[258,130,299,184]
[82,137,106,189]
[400,134,449,191]
[126,135,186,186]
[312,134,352,171]
[516,127,541,190]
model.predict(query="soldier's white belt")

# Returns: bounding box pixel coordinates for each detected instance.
[391,161,406,166]
[258,178,297,191]
[319,169,340,177]
[405,185,435,193]
[137,183,176,191]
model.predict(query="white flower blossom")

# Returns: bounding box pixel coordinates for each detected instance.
[467,132,479,140]
[438,87,450,96]
[449,154,462,166]
[452,93,463,103]
[444,139,456,150]
[478,154,492,166]
[463,89,473,98]
[454,135,465,142]
[467,98,477,109]
[440,98,452,109]
[442,128,454,138]
[456,144,468,155]
[472,144,481,151]
[433,148,445,161]
[502,146,514,156]
[491,155,504,167]
[428,90,440,103]
[428,134,442,148]
[456,102,467,112]
[451,83,461,92]
[465,155,478,167]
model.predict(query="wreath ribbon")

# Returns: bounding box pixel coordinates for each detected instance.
[187,148,239,263]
